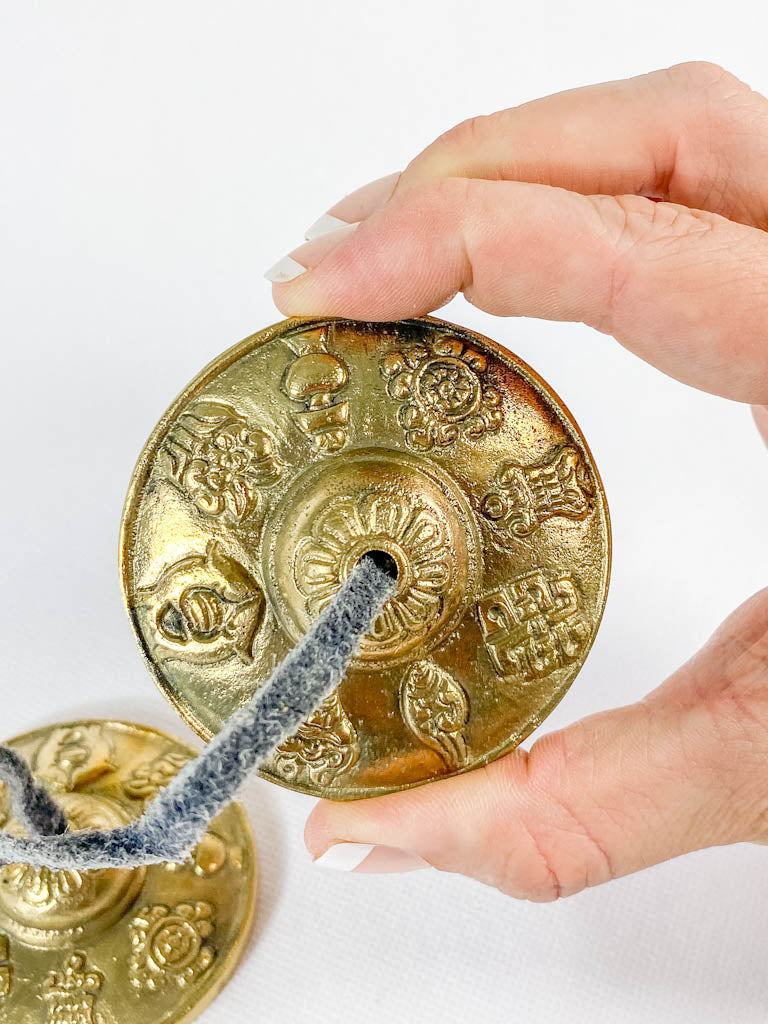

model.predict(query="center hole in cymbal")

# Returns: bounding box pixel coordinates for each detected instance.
[360,549,399,582]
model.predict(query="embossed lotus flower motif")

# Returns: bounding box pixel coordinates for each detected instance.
[129,902,215,991]
[380,336,503,450]
[294,489,452,657]
[164,400,282,522]
[1,862,92,913]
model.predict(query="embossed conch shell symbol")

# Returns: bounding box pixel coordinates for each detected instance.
[400,660,470,770]
[380,335,503,450]
[164,399,283,522]
[481,445,595,540]
[138,541,265,665]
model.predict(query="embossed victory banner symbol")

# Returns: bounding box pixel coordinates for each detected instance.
[481,446,596,540]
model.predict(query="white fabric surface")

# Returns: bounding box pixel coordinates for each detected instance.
[2,2,767,1021]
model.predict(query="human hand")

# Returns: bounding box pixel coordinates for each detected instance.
[267,61,768,899]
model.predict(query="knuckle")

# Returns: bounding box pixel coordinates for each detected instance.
[660,63,768,220]
[407,114,493,176]
[498,826,565,902]
[471,754,567,902]
[435,114,491,152]
[402,176,479,228]
[493,809,597,903]
[590,193,717,250]
[666,60,745,94]
[665,61,768,127]
[485,735,611,902]
[731,778,768,846]
[586,194,725,335]
[402,106,524,189]
[701,588,768,723]
[683,589,768,842]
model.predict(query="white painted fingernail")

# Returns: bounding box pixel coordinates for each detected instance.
[314,843,376,871]
[264,255,307,283]
[313,842,429,874]
[304,213,353,241]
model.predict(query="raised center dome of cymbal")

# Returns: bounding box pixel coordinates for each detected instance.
[262,447,480,667]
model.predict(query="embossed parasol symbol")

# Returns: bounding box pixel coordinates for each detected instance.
[120,316,611,799]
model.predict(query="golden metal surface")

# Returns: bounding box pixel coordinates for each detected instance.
[120,316,611,799]
[0,720,256,1023]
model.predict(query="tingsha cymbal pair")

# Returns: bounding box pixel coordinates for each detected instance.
[0,316,610,1023]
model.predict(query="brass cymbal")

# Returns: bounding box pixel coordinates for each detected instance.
[120,316,610,799]
[0,719,256,1023]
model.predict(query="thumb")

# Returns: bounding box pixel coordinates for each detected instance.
[305,587,768,899]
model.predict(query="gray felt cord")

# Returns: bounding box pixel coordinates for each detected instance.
[0,554,396,869]
[0,748,68,838]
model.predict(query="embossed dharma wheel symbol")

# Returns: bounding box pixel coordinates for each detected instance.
[152,917,201,968]
[121,316,611,799]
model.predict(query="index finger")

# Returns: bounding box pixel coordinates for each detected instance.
[271,178,768,403]
[315,63,768,234]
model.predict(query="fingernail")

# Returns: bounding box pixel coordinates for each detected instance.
[303,172,400,242]
[313,842,429,874]
[265,223,358,284]
[263,255,307,283]
[304,213,355,241]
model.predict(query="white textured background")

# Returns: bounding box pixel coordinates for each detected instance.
[2,2,768,1021]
